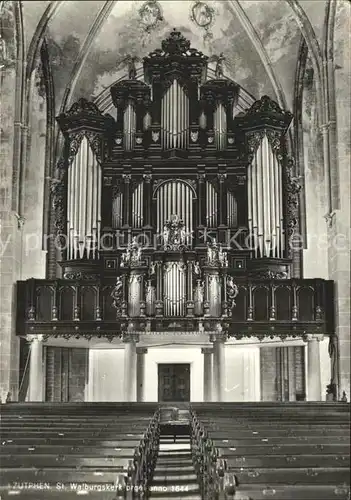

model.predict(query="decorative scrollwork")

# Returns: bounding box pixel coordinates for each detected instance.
[266,129,283,158]
[246,130,265,163]
[65,98,102,117]
[248,95,284,116]
[206,239,228,267]
[250,269,288,280]
[163,215,187,251]
[226,276,239,311]
[68,131,85,164]
[121,237,143,268]
[50,178,66,236]
[138,0,163,34]
[63,271,99,280]
[190,1,215,42]
[85,131,102,163]
[111,277,124,317]
[285,156,302,256]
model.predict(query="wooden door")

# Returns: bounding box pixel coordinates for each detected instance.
[158,364,190,402]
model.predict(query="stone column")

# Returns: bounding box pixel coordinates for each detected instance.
[307,334,323,401]
[123,333,139,402]
[201,347,213,402]
[28,335,44,401]
[211,332,226,402]
[136,347,148,402]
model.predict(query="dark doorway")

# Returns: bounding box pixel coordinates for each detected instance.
[158,363,190,402]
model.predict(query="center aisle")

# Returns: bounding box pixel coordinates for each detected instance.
[149,432,201,500]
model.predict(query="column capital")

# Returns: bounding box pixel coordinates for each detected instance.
[143,173,152,183]
[209,332,228,343]
[122,173,132,183]
[304,333,324,343]
[201,346,213,354]
[26,334,45,343]
[217,173,227,183]
[136,347,148,355]
[122,332,139,343]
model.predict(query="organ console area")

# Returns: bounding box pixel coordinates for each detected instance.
[48,28,320,331]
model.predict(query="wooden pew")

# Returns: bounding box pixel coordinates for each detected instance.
[0,403,160,500]
[190,403,350,500]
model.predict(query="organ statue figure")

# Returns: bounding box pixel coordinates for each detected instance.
[121,237,143,267]
[163,215,187,251]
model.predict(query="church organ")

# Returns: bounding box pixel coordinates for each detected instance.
[17,29,334,346]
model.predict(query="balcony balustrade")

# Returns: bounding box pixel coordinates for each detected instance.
[17,278,334,341]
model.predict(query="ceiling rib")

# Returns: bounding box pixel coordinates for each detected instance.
[285,0,324,121]
[26,1,63,82]
[59,0,117,114]
[228,0,288,111]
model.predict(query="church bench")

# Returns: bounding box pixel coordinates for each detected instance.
[1,468,131,483]
[0,491,118,500]
[2,443,144,455]
[0,429,147,437]
[1,450,138,467]
[0,486,347,500]
[200,427,350,437]
[234,484,350,500]
[212,453,350,468]
[0,438,144,446]
[215,443,350,455]
[196,435,350,444]
[218,467,350,485]
[0,405,161,500]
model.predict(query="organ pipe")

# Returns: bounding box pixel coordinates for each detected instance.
[227,191,238,228]
[132,182,144,228]
[208,274,221,317]
[124,101,136,151]
[128,274,142,316]
[112,187,123,229]
[206,181,218,227]
[156,180,193,245]
[214,103,227,150]
[247,133,284,258]
[67,137,101,260]
[163,262,186,317]
[161,79,189,149]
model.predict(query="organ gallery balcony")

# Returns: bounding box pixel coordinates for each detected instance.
[16,277,334,341]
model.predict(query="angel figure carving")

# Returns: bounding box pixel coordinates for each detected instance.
[111,277,123,311]
[208,52,226,79]
[194,261,201,276]
[116,55,142,80]
[226,276,239,309]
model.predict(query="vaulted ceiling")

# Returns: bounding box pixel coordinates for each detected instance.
[20,0,333,115]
